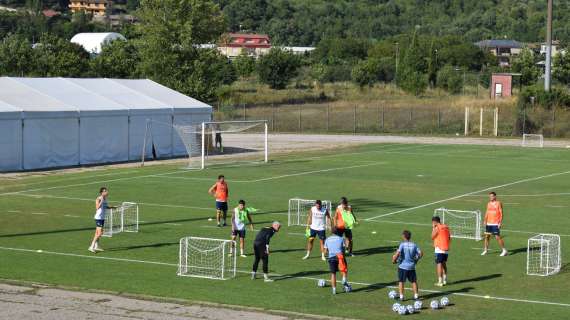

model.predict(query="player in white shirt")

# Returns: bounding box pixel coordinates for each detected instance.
[89,187,116,253]
[231,199,254,257]
[303,200,331,261]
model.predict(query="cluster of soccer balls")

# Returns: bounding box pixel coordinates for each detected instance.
[388,290,450,315]
[317,279,352,292]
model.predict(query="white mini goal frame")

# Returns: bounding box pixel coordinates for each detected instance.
[288,198,333,227]
[103,202,139,237]
[527,233,561,276]
[522,134,544,148]
[434,208,482,241]
[177,236,237,280]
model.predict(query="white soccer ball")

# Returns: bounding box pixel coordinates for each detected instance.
[388,290,398,299]
[392,303,401,313]
[430,300,440,309]
[343,284,352,293]
[398,305,408,315]
[208,218,213,221]
[413,300,423,311]
[317,279,326,287]
[406,305,415,314]
[456,133,460,136]
[440,296,450,307]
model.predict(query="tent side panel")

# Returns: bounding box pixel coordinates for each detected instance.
[0,119,23,171]
[80,116,129,165]
[128,115,173,161]
[23,118,80,170]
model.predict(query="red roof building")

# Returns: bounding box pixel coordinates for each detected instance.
[218,33,271,59]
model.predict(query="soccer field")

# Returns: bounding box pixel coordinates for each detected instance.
[1,142,569,319]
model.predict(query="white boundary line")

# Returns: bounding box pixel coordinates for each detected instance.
[366,170,570,221]
[465,193,570,197]
[0,246,569,308]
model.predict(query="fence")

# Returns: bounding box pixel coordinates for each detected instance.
[214,103,570,138]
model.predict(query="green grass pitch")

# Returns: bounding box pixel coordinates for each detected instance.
[0,143,569,319]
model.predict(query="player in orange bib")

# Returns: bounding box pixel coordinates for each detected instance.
[333,197,357,257]
[431,216,450,286]
[208,175,229,227]
[482,191,508,256]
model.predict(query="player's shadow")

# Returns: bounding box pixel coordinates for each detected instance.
[351,281,398,293]
[270,248,306,253]
[107,241,179,251]
[349,198,410,213]
[560,263,570,274]
[449,273,502,285]
[351,245,397,257]
[274,270,329,281]
[506,247,527,256]
[420,287,474,300]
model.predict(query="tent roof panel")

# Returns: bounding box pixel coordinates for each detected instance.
[0,78,76,112]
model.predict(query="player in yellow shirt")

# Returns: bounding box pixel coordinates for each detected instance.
[482,191,508,256]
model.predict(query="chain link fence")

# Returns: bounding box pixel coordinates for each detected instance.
[214,103,570,138]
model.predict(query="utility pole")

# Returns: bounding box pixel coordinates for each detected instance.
[545,0,553,92]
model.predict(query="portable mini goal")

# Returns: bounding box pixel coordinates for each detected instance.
[288,198,332,227]
[527,234,561,276]
[522,133,544,148]
[103,202,139,237]
[177,237,236,280]
[434,208,482,241]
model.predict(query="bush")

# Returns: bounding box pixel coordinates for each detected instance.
[257,48,300,89]
[437,65,464,94]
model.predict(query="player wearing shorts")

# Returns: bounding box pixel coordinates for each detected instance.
[302,200,331,261]
[231,199,254,257]
[482,191,508,256]
[208,175,228,227]
[88,187,116,253]
[324,227,350,295]
[392,230,423,301]
[431,216,451,287]
[333,197,357,256]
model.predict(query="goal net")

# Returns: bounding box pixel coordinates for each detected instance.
[103,202,139,237]
[522,134,544,148]
[434,208,482,241]
[174,120,268,169]
[527,234,561,276]
[177,237,236,280]
[288,198,332,227]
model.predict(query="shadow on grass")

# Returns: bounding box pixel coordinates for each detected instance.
[274,270,329,281]
[507,247,527,256]
[560,263,570,274]
[449,273,502,285]
[270,248,306,254]
[352,245,398,257]
[350,198,410,213]
[107,241,179,251]
[351,281,398,293]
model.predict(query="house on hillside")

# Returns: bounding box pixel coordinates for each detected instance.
[475,39,523,67]
[69,0,112,17]
[218,33,271,59]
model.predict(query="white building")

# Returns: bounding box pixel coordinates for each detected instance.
[70,32,127,55]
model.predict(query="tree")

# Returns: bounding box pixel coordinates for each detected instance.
[257,48,300,89]
[437,65,463,94]
[0,34,36,76]
[351,58,395,88]
[137,0,229,101]
[91,40,141,78]
[553,52,570,85]
[396,31,428,96]
[511,48,540,86]
[233,53,256,78]
[32,33,90,77]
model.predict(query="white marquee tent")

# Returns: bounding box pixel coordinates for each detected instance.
[70,32,127,55]
[0,77,212,172]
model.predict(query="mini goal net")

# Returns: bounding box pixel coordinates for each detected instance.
[177,237,236,280]
[527,234,561,276]
[522,134,544,148]
[288,198,332,227]
[174,120,268,169]
[103,202,139,237]
[434,208,482,241]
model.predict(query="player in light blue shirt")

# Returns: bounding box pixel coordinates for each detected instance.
[324,228,350,294]
[392,230,423,301]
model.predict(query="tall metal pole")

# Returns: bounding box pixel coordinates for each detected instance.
[545,0,553,92]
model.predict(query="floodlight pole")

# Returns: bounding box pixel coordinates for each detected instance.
[545,0,553,92]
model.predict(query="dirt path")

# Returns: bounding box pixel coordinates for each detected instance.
[1,282,334,320]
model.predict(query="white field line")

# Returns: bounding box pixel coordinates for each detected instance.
[383,150,570,163]
[7,210,20,213]
[164,223,182,226]
[0,170,140,190]
[546,205,568,208]
[0,246,569,308]
[366,170,570,221]
[246,162,386,183]
[465,193,570,197]
[31,212,48,215]
[63,214,80,218]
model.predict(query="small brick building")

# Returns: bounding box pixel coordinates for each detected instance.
[490,73,513,99]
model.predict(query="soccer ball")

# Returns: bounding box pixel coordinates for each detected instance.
[398,305,408,315]
[413,300,423,311]
[343,284,352,293]
[388,290,398,299]
[440,296,450,307]
[406,305,415,314]
[392,303,401,313]
[317,279,326,287]
[430,300,440,310]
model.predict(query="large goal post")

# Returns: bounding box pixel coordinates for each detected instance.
[434,208,482,241]
[103,202,139,237]
[527,234,561,276]
[177,237,236,280]
[173,120,268,169]
[288,198,332,227]
[522,134,544,148]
